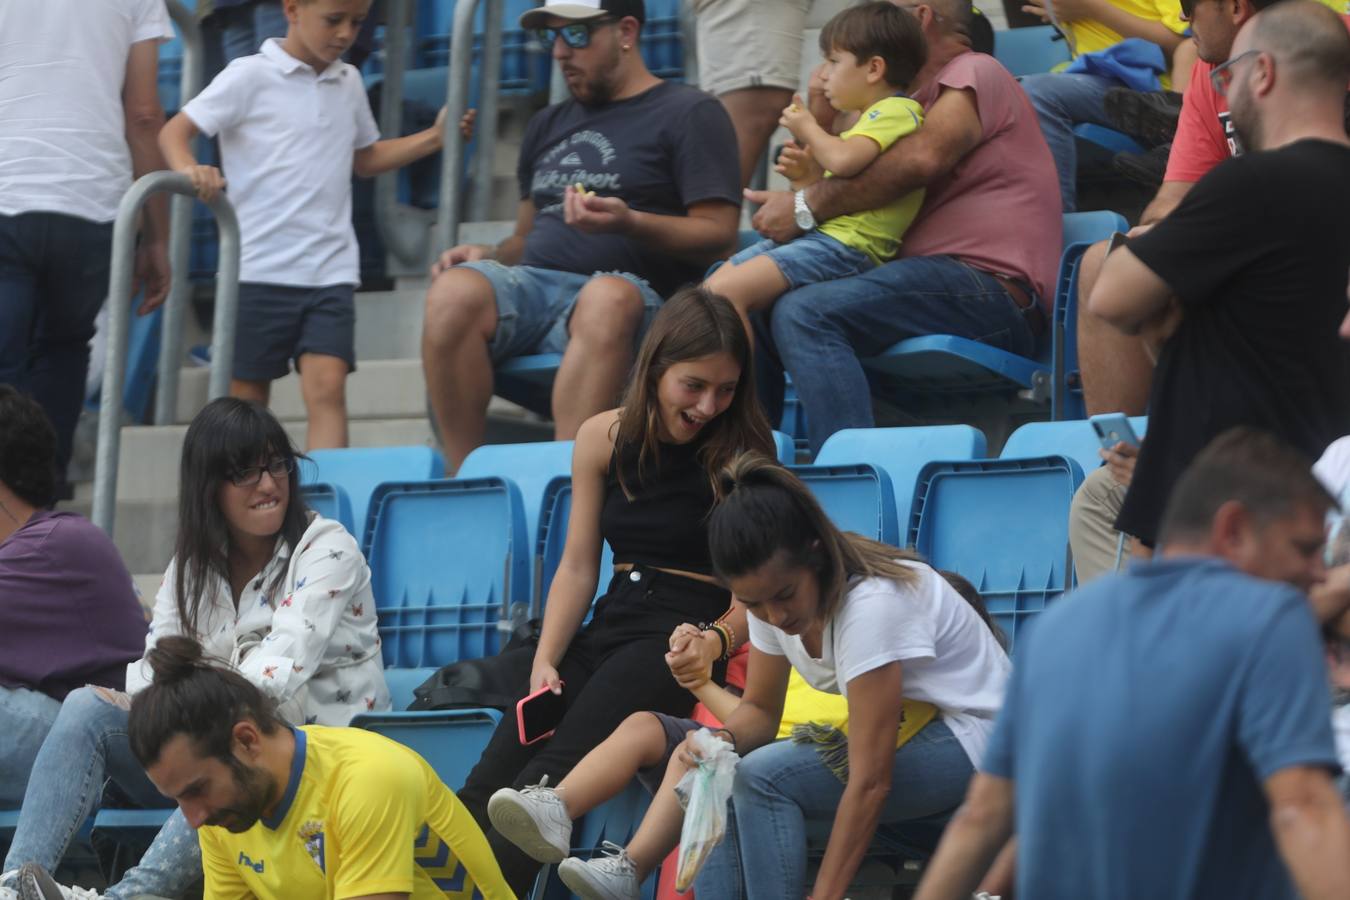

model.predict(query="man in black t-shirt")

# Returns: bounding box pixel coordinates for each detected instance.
[421,0,741,472]
[1087,0,1350,548]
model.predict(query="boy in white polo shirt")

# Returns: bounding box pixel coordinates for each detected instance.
[160,0,446,449]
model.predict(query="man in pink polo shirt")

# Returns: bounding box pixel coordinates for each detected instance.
[744,0,1061,455]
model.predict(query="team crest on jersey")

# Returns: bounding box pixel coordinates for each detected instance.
[299,820,326,873]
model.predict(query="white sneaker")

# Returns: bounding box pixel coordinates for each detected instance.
[0,869,17,900]
[557,842,641,900]
[15,866,101,900]
[486,776,572,863]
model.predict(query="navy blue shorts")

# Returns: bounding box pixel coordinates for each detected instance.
[232,282,356,382]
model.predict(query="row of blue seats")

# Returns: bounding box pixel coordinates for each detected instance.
[301,415,1147,674]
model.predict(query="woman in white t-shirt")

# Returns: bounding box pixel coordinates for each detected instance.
[689,454,1010,900]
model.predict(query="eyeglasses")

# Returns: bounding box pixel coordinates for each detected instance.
[228,457,294,488]
[1209,49,1262,97]
[533,17,616,50]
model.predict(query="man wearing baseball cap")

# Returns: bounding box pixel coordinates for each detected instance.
[422,0,742,475]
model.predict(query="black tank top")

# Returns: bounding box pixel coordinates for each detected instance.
[600,436,716,576]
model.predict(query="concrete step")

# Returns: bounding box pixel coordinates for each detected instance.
[173,359,429,424]
[60,492,178,578]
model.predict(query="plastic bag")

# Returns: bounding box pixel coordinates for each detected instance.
[673,729,739,892]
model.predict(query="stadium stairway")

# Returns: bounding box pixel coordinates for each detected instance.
[64,221,541,583]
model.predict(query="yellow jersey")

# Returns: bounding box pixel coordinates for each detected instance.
[199,726,515,900]
[819,96,926,266]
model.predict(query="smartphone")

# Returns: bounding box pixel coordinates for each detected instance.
[1090,413,1140,450]
[1106,231,1129,255]
[516,683,566,745]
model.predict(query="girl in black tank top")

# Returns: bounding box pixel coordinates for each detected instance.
[457,288,775,893]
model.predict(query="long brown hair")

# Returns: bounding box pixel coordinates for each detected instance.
[614,287,774,498]
[709,453,920,623]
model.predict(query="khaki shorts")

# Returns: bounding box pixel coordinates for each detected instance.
[693,0,813,96]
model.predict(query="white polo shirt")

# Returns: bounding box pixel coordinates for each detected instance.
[182,39,381,287]
[0,0,173,222]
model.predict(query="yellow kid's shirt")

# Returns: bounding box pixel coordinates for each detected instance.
[199,726,515,900]
[1062,0,1187,59]
[818,96,926,267]
[776,669,937,744]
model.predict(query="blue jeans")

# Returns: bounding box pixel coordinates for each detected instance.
[1,687,193,891]
[219,1,289,62]
[0,687,61,808]
[1018,72,1118,212]
[0,212,113,475]
[731,232,875,291]
[755,254,1037,455]
[694,719,974,899]
[456,262,663,364]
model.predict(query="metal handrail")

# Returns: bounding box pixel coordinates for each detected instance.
[94,173,240,534]
[433,0,503,256]
[154,0,205,425]
[376,0,504,270]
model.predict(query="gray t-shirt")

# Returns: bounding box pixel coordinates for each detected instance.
[517,81,741,297]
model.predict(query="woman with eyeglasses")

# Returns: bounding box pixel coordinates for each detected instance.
[1,397,389,900]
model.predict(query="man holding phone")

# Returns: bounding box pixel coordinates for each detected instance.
[1086,0,1350,552]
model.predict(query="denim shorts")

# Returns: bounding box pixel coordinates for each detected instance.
[635,711,703,793]
[456,261,663,363]
[233,281,355,381]
[729,231,875,292]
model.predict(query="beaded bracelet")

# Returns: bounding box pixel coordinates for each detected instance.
[716,615,737,654]
[704,622,730,659]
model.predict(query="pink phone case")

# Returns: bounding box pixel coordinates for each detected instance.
[516,682,564,745]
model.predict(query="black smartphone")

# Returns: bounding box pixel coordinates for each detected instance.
[1106,231,1129,255]
[516,683,567,745]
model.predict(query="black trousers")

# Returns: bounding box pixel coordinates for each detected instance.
[457,565,730,894]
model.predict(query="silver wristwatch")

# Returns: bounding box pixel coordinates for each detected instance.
[793,189,817,231]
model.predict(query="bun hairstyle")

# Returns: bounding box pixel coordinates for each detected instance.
[709,453,920,622]
[128,636,282,769]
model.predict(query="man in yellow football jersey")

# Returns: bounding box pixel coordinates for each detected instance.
[109,635,513,900]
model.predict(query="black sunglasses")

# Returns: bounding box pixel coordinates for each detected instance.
[228,456,294,488]
[533,17,617,50]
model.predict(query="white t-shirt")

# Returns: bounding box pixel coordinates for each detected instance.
[181,39,381,287]
[0,0,172,222]
[125,514,390,726]
[748,560,1011,767]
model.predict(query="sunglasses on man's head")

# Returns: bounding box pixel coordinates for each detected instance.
[533,17,617,50]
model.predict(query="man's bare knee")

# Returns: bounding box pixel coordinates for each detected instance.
[423,269,498,349]
[569,276,645,347]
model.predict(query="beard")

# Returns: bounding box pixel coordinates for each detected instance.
[567,44,622,106]
[1228,86,1262,152]
[205,760,276,833]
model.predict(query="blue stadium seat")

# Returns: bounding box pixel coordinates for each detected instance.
[992,25,1072,77]
[814,426,988,527]
[351,705,502,791]
[536,476,614,613]
[1052,210,1132,420]
[909,455,1086,651]
[460,440,575,545]
[860,211,1123,422]
[495,354,562,418]
[793,464,900,545]
[92,808,174,879]
[301,447,446,550]
[366,477,530,667]
[1001,416,1148,476]
[299,482,356,539]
